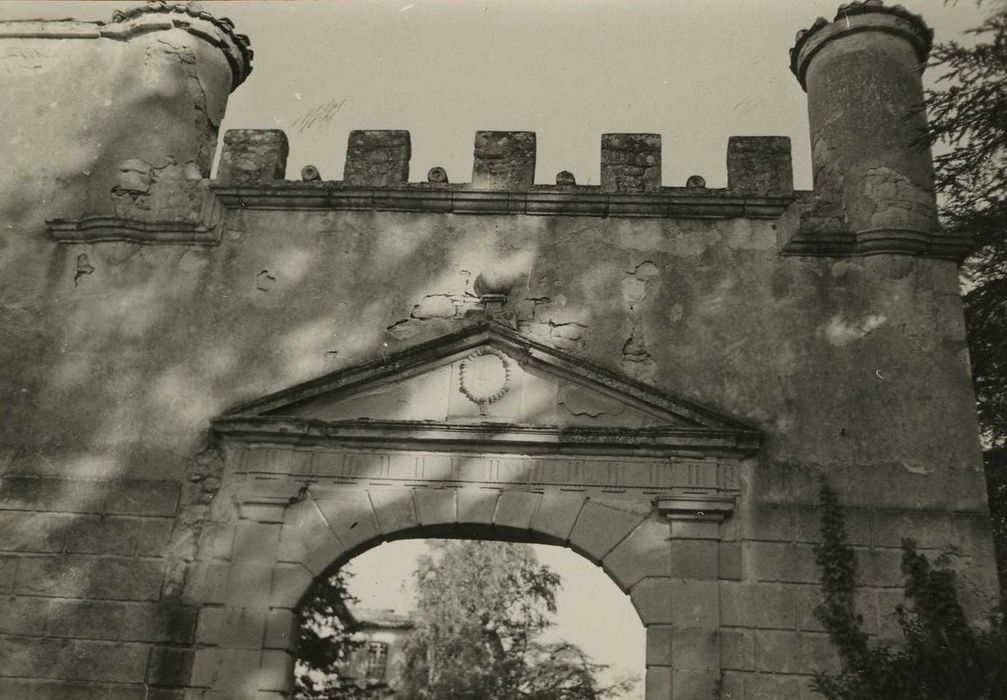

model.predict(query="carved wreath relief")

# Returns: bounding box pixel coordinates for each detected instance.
[458,347,513,414]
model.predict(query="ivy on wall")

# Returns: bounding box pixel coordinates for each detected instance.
[811,479,1007,700]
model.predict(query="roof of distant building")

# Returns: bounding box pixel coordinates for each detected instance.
[350,608,415,630]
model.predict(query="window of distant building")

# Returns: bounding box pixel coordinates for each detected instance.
[365,642,388,679]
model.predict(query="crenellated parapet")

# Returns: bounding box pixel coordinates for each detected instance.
[48,128,798,244]
[30,1,970,262]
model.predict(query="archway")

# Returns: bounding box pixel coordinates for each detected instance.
[188,323,760,698]
[293,525,651,698]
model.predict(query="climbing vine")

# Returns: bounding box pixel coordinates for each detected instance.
[811,478,1007,700]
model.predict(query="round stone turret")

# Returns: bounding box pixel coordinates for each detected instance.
[791,1,938,247]
[0,2,252,225]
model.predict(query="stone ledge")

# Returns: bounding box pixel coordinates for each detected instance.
[780,226,973,262]
[210,183,796,220]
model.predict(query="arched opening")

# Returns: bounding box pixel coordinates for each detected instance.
[197,324,755,699]
[294,527,648,699]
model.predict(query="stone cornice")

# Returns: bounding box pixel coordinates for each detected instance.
[209,183,796,219]
[790,1,933,89]
[47,183,795,246]
[782,193,972,262]
[211,417,762,456]
[780,226,973,261]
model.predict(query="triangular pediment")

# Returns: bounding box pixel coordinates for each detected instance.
[213,322,761,455]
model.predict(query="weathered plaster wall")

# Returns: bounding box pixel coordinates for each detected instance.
[0,8,249,239]
[0,2,999,699]
[0,202,997,696]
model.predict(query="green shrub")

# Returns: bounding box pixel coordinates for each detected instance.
[811,479,1007,700]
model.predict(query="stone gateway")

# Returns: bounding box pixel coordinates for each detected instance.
[0,2,999,699]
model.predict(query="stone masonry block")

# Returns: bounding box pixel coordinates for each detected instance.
[745,671,804,700]
[669,519,721,540]
[63,516,142,555]
[796,585,877,634]
[370,488,419,536]
[46,600,124,640]
[146,646,195,687]
[224,563,273,609]
[494,490,541,531]
[719,582,796,629]
[0,636,73,678]
[185,561,229,605]
[857,547,908,587]
[264,608,297,650]
[749,542,819,583]
[671,627,718,670]
[471,131,536,190]
[646,625,673,666]
[0,476,107,513]
[872,510,954,549]
[793,505,871,546]
[201,607,267,649]
[755,630,839,675]
[14,555,90,597]
[414,488,457,526]
[232,521,281,565]
[530,491,585,542]
[218,130,289,185]
[257,650,295,692]
[278,500,341,575]
[1,595,49,635]
[670,579,720,629]
[87,558,165,601]
[720,628,756,671]
[602,517,671,591]
[190,648,260,692]
[669,539,719,581]
[0,512,74,552]
[740,504,793,542]
[673,670,719,699]
[568,498,650,562]
[120,603,197,644]
[136,518,174,557]
[106,481,180,517]
[240,503,286,524]
[0,681,36,700]
[951,511,995,551]
[629,577,673,624]
[456,489,499,525]
[645,665,672,700]
[312,489,380,555]
[719,542,743,580]
[0,554,18,591]
[344,130,410,187]
[269,563,313,609]
[727,136,793,195]
[66,641,148,682]
[600,133,661,193]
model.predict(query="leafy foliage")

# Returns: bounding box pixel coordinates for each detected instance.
[811,479,1007,700]
[294,568,374,699]
[927,4,1007,449]
[987,447,1007,596]
[399,540,637,700]
[926,0,1007,596]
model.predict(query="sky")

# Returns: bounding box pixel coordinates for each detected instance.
[3,1,989,190]
[1,0,992,694]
